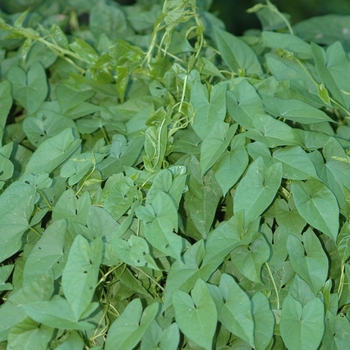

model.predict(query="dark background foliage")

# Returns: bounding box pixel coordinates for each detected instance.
[1,0,350,35]
[210,0,350,34]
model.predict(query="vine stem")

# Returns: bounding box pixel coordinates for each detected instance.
[133,266,165,294]
[265,262,280,309]
[0,21,86,73]
[338,263,345,297]
[29,226,42,237]
[36,188,54,210]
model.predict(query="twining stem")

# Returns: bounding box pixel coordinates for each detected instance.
[338,263,345,297]
[279,50,350,116]
[29,226,42,237]
[132,266,165,294]
[266,0,294,35]
[0,21,86,73]
[96,263,124,288]
[265,262,280,309]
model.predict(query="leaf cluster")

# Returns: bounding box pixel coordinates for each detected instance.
[1,0,350,349]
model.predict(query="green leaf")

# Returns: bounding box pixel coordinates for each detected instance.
[213,140,249,195]
[7,318,54,350]
[23,220,67,286]
[14,9,29,28]
[0,80,12,144]
[0,272,54,342]
[143,113,169,171]
[234,157,282,223]
[24,41,58,69]
[273,146,318,180]
[203,211,258,270]
[320,137,350,216]
[200,122,237,175]
[54,331,85,350]
[173,279,217,350]
[247,113,297,147]
[311,41,350,109]
[263,97,333,124]
[249,3,292,31]
[213,27,263,76]
[226,80,264,130]
[0,151,14,181]
[291,178,339,240]
[262,31,312,58]
[230,233,271,283]
[52,189,91,225]
[323,312,350,349]
[90,1,131,41]
[110,235,158,270]
[191,81,226,140]
[264,53,319,105]
[62,235,102,320]
[294,14,350,50]
[280,295,324,350]
[146,167,187,207]
[0,181,37,263]
[55,82,95,112]
[141,321,179,350]
[317,83,331,106]
[287,228,328,294]
[2,3,350,350]
[337,222,350,264]
[216,273,255,347]
[184,156,223,238]
[69,38,98,65]
[104,177,139,221]
[7,62,48,115]
[60,150,105,186]
[0,265,13,292]
[23,296,95,330]
[50,23,69,49]
[87,206,119,239]
[164,240,214,309]
[137,191,184,261]
[252,292,275,350]
[105,300,159,350]
[274,198,306,235]
[23,111,77,147]
[24,128,81,175]
[288,275,319,307]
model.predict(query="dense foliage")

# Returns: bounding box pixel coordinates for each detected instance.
[1,0,350,349]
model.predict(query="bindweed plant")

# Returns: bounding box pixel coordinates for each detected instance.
[0,0,350,348]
